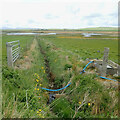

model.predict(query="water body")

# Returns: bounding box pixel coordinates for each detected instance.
[7,33,57,35]
[82,33,103,37]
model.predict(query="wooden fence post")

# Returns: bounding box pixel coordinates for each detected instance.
[6,43,13,67]
[100,47,109,76]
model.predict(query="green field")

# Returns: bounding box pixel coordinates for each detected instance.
[79,27,118,31]
[38,34,118,63]
[2,29,119,118]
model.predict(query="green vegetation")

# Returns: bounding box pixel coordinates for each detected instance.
[2,35,55,118]
[2,35,34,64]
[36,36,118,118]
[79,27,118,31]
[2,29,119,118]
[38,34,118,63]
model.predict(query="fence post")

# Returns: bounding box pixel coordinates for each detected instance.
[118,65,120,76]
[6,43,13,67]
[18,40,20,58]
[100,47,109,76]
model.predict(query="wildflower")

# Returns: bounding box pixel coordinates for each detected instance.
[39,109,42,112]
[79,101,81,104]
[36,84,37,86]
[40,84,42,86]
[41,67,44,69]
[35,73,37,76]
[39,97,40,99]
[88,103,91,106]
[35,88,36,90]
[36,79,39,82]
[37,111,39,114]
[43,70,45,73]
[37,88,39,91]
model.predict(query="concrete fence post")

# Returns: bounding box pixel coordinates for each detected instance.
[101,47,109,76]
[6,43,13,67]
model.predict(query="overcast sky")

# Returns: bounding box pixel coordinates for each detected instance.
[1,0,119,29]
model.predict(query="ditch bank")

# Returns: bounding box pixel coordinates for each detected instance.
[37,38,63,103]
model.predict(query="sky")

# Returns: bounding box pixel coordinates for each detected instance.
[1,0,119,29]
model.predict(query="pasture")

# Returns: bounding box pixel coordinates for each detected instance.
[1,29,119,118]
[38,34,118,63]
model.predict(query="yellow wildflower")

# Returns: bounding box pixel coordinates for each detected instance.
[88,103,91,106]
[39,109,42,112]
[35,73,37,76]
[35,88,36,90]
[36,84,37,86]
[40,84,42,86]
[41,67,44,69]
[79,101,81,104]
[43,70,45,73]
[39,97,40,99]
[37,88,39,91]
[36,79,39,82]
[37,111,39,114]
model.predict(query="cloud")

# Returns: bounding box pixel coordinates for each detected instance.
[44,14,59,19]
[109,12,118,18]
[1,0,118,29]
[28,19,36,24]
[83,13,102,19]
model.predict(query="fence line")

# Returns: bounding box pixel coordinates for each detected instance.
[6,40,20,67]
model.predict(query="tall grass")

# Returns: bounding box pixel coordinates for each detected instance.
[37,35,119,118]
[2,32,119,118]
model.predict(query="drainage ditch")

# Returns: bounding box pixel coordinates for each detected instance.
[37,38,61,103]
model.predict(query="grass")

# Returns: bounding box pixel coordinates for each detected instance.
[79,27,118,31]
[2,35,34,64]
[37,34,118,63]
[36,33,119,118]
[2,35,55,118]
[2,30,119,118]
